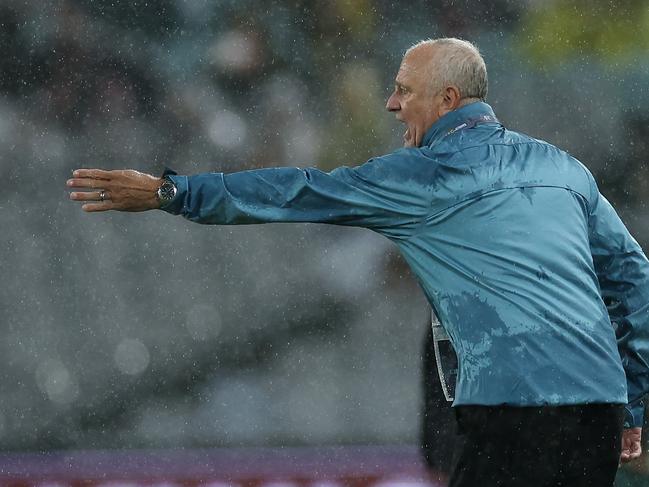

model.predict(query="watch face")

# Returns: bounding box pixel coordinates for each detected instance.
[159,180,177,201]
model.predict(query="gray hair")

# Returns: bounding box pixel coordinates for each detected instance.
[406,38,488,101]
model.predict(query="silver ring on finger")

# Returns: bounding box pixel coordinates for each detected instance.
[99,190,106,201]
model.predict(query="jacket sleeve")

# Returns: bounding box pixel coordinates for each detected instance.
[160,154,431,239]
[588,183,649,428]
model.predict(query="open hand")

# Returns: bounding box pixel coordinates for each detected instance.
[620,427,642,464]
[67,169,162,212]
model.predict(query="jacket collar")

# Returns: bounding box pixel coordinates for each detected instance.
[421,101,498,148]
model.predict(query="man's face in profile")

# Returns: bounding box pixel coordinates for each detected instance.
[386,46,442,148]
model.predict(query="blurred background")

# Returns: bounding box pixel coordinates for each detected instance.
[1,0,648,483]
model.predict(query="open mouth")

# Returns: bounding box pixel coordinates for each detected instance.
[395,117,414,147]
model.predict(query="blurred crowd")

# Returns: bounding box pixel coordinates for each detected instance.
[0,0,648,481]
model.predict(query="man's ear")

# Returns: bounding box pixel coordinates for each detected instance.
[437,86,462,117]
[443,86,462,109]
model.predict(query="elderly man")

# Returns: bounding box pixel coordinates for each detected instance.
[68,38,649,486]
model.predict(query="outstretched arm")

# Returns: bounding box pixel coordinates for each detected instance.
[68,155,434,237]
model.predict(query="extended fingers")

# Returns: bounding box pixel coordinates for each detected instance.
[67,168,113,189]
[70,191,108,201]
[67,168,160,213]
[67,178,107,189]
[82,201,115,212]
[72,168,112,179]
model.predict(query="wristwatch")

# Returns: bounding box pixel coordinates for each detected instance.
[156,176,177,206]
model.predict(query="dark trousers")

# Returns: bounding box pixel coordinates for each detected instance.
[421,326,456,474]
[449,404,624,487]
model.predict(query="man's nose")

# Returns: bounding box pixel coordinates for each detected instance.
[386,92,399,112]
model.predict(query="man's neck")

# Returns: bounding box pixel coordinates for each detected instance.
[458,97,481,108]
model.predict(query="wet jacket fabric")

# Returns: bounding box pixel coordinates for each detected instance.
[163,102,649,427]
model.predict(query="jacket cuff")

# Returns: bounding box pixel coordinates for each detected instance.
[159,174,188,215]
[624,398,645,428]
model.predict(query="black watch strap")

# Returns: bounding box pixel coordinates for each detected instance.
[161,167,178,178]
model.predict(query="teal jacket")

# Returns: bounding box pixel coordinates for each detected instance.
[163,102,649,427]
